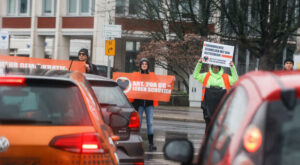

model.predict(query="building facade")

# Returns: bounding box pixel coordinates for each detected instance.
[0,0,115,66]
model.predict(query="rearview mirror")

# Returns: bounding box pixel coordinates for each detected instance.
[163,139,194,164]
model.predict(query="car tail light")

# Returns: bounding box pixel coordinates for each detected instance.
[134,162,144,165]
[50,133,107,153]
[243,127,262,153]
[128,111,140,130]
[0,77,25,85]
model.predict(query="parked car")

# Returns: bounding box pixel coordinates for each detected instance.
[0,68,119,165]
[85,73,144,164]
[164,70,300,165]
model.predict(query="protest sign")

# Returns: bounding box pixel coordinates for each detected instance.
[0,55,86,72]
[201,41,234,67]
[113,72,175,102]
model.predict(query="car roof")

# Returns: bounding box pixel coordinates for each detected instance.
[0,68,78,82]
[237,70,300,100]
[84,73,116,83]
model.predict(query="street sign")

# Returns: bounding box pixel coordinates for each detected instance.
[0,31,9,50]
[105,40,115,56]
[103,24,122,38]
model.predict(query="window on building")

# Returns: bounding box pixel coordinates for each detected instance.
[8,0,17,15]
[80,0,89,13]
[125,41,140,73]
[116,0,126,14]
[180,1,196,18]
[20,0,28,13]
[42,0,56,15]
[7,0,30,16]
[67,0,94,15]
[169,0,198,19]
[128,0,139,15]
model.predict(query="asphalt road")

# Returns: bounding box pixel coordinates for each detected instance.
[141,119,206,165]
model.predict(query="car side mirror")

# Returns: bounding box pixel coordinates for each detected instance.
[163,139,194,164]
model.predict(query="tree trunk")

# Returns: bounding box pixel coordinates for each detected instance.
[182,78,189,94]
[258,47,276,70]
[296,28,300,55]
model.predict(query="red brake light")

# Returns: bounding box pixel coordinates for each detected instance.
[0,77,25,85]
[243,127,262,152]
[128,111,140,130]
[50,133,107,153]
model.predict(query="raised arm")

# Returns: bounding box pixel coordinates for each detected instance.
[229,61,239,85]
[193,58,207,83]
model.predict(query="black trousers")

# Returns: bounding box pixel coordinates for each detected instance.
[201,87,226,130]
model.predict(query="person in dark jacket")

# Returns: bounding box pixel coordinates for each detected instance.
[131,58,158,151]
[78,48,98,74]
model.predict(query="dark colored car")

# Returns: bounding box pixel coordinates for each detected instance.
[85,73,144,165]
[164,70,300,165]
[0,68,119,165]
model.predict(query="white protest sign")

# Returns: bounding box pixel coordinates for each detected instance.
[0,31,9,50]
[201,41,234,67]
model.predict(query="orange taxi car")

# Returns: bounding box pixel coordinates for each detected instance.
[0,68,119,165]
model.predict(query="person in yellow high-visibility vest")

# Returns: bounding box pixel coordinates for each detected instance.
[193,57,238,127]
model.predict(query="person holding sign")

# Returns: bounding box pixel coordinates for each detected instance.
[130,58,159,152]
[193,57,238,129]
[78,48,98,74]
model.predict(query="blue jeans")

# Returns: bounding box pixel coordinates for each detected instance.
[138,105,154,135]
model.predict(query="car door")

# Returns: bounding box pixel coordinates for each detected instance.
[198,86,248,165]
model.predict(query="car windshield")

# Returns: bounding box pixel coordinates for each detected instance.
[264,99,300,165]
[0,80,91,126]
[90,82,132,108]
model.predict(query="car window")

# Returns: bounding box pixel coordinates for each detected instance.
[0,81,91,126]
[264,99,300,165]
[199,89,235,164]
[200,86,248,165]
[210,86,248,164]
[91,82,132,108]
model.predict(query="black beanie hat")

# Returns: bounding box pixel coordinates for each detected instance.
[140,58,149,67]
[78,48,89,57]
[139,58,150,72]
[284,58,294,65]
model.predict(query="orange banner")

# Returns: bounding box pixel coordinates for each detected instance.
[113,72,175,102]
[0,55,86,73]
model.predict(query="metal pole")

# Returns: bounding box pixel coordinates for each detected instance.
[107,55,111,79]
[235,44,239,66]
[106,36,112,79]
[246,50,250,72]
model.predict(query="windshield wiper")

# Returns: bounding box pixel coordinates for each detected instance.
[0,119,53,124]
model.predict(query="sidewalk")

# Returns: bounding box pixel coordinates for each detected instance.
[143,105,205,123]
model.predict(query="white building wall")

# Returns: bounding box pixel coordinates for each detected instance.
[30,0,45,58]
[53,0,70,60]
[92,0,115,66]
